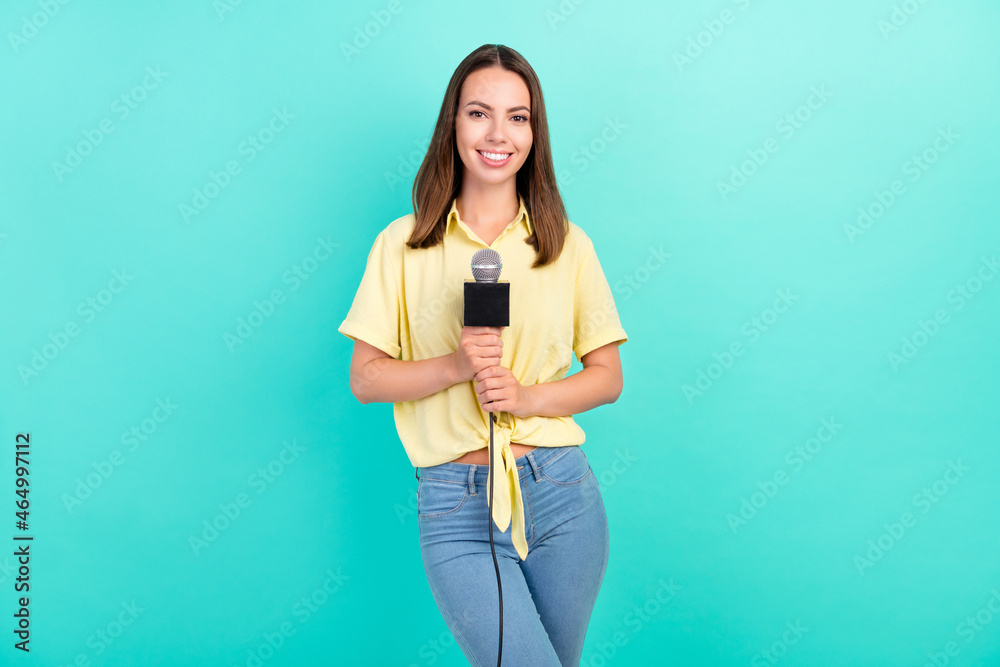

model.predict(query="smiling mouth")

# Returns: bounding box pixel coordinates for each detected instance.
[478,150,512,163]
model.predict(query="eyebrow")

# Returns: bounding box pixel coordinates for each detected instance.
[464,100,530,114]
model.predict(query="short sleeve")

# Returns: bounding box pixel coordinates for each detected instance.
[338,230,402,359]
[573,241,628,361]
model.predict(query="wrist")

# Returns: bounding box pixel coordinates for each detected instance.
[525,384,542,418]
[443,352,459,387]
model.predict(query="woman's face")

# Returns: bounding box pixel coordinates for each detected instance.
[454,66,532,188]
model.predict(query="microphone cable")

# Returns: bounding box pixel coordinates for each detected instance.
[468,247,507,665]
[488,410,503,666]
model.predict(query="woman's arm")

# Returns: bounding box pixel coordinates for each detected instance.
[348,340,457,404]
[472,341,624,418]
[348,327,504,404]
[526,341,624,418]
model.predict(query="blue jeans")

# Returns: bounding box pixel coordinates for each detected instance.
[416,445,609,666]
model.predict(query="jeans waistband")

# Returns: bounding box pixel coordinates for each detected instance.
[415,446,579,487]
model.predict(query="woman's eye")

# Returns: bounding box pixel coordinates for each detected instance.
[468,111,528,122]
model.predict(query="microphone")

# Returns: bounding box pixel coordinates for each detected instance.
[464,249,509,327]
[464,247,508,667]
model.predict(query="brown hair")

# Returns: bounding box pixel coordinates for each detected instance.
[407,44,568,268]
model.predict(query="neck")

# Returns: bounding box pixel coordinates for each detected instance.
[456,180,519,227]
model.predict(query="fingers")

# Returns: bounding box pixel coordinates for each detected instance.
[476,381,499,409]
[460,327,509,409]
[475,330,502,344]
[460,327,503,382]
[462,327,502,348]
[474,360,500,381]
[471,331,502,359]
[475,365,511,385]
[462,329,501,349]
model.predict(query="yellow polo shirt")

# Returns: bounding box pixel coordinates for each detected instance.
[338,195,628,560]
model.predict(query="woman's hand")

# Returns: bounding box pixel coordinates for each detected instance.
[474,365,536,418]
[451,326,504,383]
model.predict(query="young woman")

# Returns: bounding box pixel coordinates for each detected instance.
[339,44,628,665]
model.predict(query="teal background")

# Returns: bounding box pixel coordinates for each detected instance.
[1,0,999,665]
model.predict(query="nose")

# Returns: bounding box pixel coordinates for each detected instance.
[486,118,507,143]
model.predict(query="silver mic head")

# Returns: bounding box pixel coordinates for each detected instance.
[471,248,502,282]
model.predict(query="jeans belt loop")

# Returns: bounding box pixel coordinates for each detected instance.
[526,451,544,483]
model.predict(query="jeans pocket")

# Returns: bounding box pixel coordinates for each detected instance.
[417,478,469,518]
[539,447,592,486]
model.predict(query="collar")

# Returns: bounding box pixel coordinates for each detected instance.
[447,195,533,237]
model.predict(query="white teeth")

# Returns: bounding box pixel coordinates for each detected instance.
[479,151,510,162]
